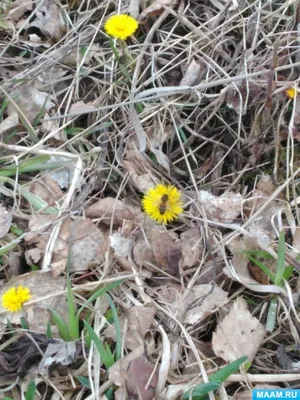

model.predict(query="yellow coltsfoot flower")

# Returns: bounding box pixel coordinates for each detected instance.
[285,87,299,99]
[142,184,183,224]
[2,285,31,312]
[104,14,138,40]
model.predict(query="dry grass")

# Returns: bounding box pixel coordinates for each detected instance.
[0,0,300,399]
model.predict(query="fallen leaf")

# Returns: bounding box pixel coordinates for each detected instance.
[140,0,178,19]
[180,59,203,86]
[25,216,106,273]
[109,232,132,258]
[6,0,34,23]
[45,154,75,189]
[26,0,66,42]
[182,284,229,325]
[212,297,266,363]
[123,149,158,192]
[180,228,204,269]
[61,44,101,66]
[148,228,182,276]
[104,306,156,351]
[27,175,64,206]
[0,204,12,239]
[109,348,158,400]
[0,271,67,334]
[196,190,243,223]
[226,80,264,116]
[1,84,55,134]
[85,197,135,226]
[38,341,81,375]
[0,333,56,378]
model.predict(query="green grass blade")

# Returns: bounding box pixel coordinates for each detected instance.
[76,280,124,318]
[275,230,286,286]
[83,320,114,369]
[25,381,36,400]
[77,376,91,388]
[209,356,248,383]
[48,307,71,341]
[266,297,278,332]
[243,253,275,283]
[67,274,79,340]
[183,382,220,400]
[106,294,121,361]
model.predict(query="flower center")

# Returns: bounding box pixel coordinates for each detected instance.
[116,24,126,32]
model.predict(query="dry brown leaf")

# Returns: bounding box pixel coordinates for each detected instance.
[180,59,203,86]
[27,176,64,206]
[132,237,156,268]
[105,306,156,351]
[181,284,228,325]
[123,149,157,192]
[0,84,55,134]
[196,190,243,223]
[109,348,158,400]
[25,216,106,273]
[85,197,135,226]
[140,0,178,19]
[0,271,67,334]
[180,228,204,269]
[212,297,266,363]
[0,204,12,239]
[68,100,97,116]
[109,232,133,258]
[6,0,34,23]
[148,228,182,275]
[27,0,66,42]
[226,81,264,116]
[38,341,80,375]
[60,44,101,66]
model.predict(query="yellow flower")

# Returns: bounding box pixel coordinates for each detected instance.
[104,14,138,40]
[142,184,183,224]
[285,87,299,99]
[2,286,31,312]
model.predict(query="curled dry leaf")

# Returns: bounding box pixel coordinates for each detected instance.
[27,175,64,206]
[212,297,266,363]
[226,80,264,116]
[109,232,132,258]
[27,0,66,42]
[123,149,157,192]
[140,0,178,19]
[6,0,34,23]
[180,228,204,269]
[105,305,156,351]
[0,271,67,334]
[61,44,101,66]
[196,190,243,223]
[109,347,158,400]
[25,215,106,273]
[182,284,229,325]
[85,197,135,226]
[0,334,56,378]
[0,204,12,239]
[243,176,295,249]
[180,59,203,86]
[0,83,55,134]
[38,341,81,375]
[133,228,182,276]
